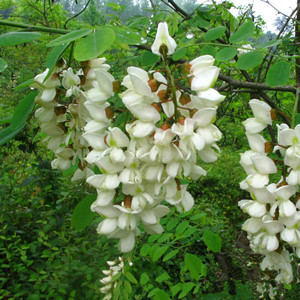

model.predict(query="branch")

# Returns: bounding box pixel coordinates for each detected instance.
[0,20,70,34]
[64,0,92,29]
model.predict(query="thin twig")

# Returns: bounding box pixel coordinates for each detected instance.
[64,0,92,29]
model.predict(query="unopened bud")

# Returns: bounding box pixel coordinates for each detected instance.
[113,81,121,93]
[182,62,191,74]
[161,122,171,130]
[151,102,161,113]
[159,43,168,57]
[179,94,191,105]
[188,76,193,87]
[178,115,186,125]
[175,178,181,191]
[124,195,132,209]
[54,106,67,116]
[58,122,68,134]
[190,108,198,118]
[157,89,169,101]
[270,109,277,121]
[148,79,160,92]
[264,141,273,154]
[105,107,114,119]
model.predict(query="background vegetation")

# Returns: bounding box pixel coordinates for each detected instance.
[0,0,299,299]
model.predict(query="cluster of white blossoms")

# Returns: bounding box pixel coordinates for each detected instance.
[32,57,115,181]
[87,22,224,253]
[239,99,300,284]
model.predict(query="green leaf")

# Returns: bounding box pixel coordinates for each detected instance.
[184,253,205,280]
[113,27,142,45]
[124,280,132,294]
[203,229,222,252]
[0,58,8,72]
[166,218,179,231]
[0,91,37,146]
[178,282,195,299]
[155,272,170,283]
[140,244,151,256]
[154,289,171,300]
[176,221,189,234]
[0,31,42,47]
[216,47,237,61]
[266,61,290,87]
[71,195,96,230]
[0,116,12,124]
[204,26,226,41]
[171,284,182,297]
[142,51,160,66]
[47,29,92,47]
[256,39,282,49]
[15,78,35,90]
[152,245,169,261]
[124,271,138,284]
[295,113,300,126]
[229,21,254,43]
[74,28,115,61]
[172,47,186,61]
[200,45,217,57]
[237,52,264,70]
[157,232,172,243]
[140,273,149,285]
[163,249,179,262]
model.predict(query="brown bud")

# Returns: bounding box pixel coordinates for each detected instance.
[175,178,181,191]
[58,122,68,134]
[178,115,186,125]
[148,79,160,92]
[54,106,67,116]
[113,81,121,93]
[124,195,132,209]
[264,141,274,154]
[79,75,86,86]
[51,73,60,80]
[151,102,162,113]
[159,43,168,57]
[105,107,114,119]
[179,94,191,105]
[270,109,277,121]
[56,58,65,68]
[173,140,180,147]
[161,122,171,130]
[157,89,169,101]
[182,62,192,74]
[190,108,198,118]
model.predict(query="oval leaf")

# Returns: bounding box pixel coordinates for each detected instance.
[266,61,290,87]
[74,28,115,61]
[71,194,96,230]
[184,253,205,280]
[237,52,264,70]
[47,29,92,47]
[172,47,186,61]
[0,58,8,72]
[216,47,237,61]
[113,27,142,44]
[200,45,217,57]
[203,229,222,252]
[163,249,179,262]
[229,21,255,44]
[0,32,42,47]
[204,26,226,41]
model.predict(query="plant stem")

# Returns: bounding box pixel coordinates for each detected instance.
[0,20,69,35]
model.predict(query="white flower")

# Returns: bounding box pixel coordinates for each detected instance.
[151,22,177,56]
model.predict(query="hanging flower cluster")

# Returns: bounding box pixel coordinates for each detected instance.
[32,58,113,181]
[239,99,300,284]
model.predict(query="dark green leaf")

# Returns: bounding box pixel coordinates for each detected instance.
[266,61,290,87]
[178,282,195,299]
[163,249,179,262]
[0,58,8,72]
[71,195,96,230]
[229,21,254,43]
[124,271,138,284]
[140,244,151,256]
[113,27,142,44]
[184,253,205,280]
[152,245,169,261]
[47,29,92,47]
[172,47,186,61]
[203,229,222,252]
[0,116,12,124]
[200,45,217,57]
[140,273,149,285]
[74,28,115,61]
[142,51,160,66]
[237,52,264,70]
[204,26,226,41]
[171,284,182,297]
[15,78,35,90]
[295,113,300,126]
[0,124,25,146]
[154,290,170,300]
[216,47,237,61]
[0,32,42,47]
[155,272,170,283]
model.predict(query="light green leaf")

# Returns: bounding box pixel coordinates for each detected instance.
[71,195,96,230]
[74,28,115,61]
[229,21,255,43]
[172,47,186,61]
[0,116,12,124]
[204,26,226,41]
[142,51,160,66]
[124,271,138,284]
[0,32,42,47]
[47,29,92,47]
[0,58,8,72]
[163,249,179,262]
[140,244,151,256]
[155,272,170,283]
[256,39,282,49]
[237,52,264,70]
[203,229,222,252]
[157,232,172,243]
[295,113,300,126]
[176,220,189,234]
[113,26,142,44]
[184,253,205,280]
[178,282,195,299]
[171,284,182,297]
[140,273,149,285]
[266,61,290,87]
[200,45,217,57]
[216,47,237,61]
[166,218,179,231]
[15,78,35,90]
[154,289,171,300]
[152,245,169,261]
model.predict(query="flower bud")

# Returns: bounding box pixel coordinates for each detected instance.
[58,122,68,134]
[179,94,191,105]
[159,43,168,57]
[124,195,132,209]
[264,141,273,154]
[54,106,67,116]
[157,89,169,101]
[270,109,277,121]
[190,108,198,118]
[178,115,186,125]
[161,122,171,130]
[105,107,114,119]
[151,102,162,113]
[113,81,121,93]
[181,62,191,74]
[148,79,160,92]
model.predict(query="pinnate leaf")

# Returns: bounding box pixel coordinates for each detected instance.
[203,229,222,252]
[266,61,290,87]
[229,21,254,43]
[204,26,226,41]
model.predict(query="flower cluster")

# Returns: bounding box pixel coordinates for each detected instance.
[32,58,114,181]
[239,99,300,284]
[87,22,224,253]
